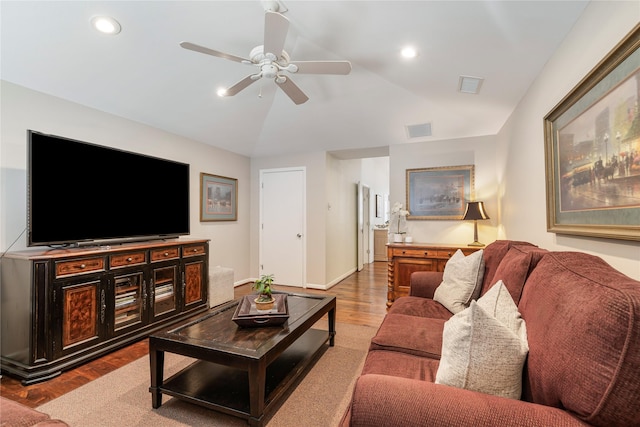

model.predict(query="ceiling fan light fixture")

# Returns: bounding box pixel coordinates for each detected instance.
[216,88,228,97]
[90,16,121,35]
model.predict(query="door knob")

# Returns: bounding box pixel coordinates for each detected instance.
[297,233,302,238]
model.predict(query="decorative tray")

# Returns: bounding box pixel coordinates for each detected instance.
[231,294,289,327]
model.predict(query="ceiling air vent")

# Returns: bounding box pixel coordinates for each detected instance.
[405,123,432,139]
[458,75,484,94]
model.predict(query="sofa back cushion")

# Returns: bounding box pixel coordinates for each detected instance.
[482,245,548,304]
[479,240,536,296]
[518,252,640,427]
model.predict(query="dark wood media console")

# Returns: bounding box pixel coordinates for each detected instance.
[0,239,209,384]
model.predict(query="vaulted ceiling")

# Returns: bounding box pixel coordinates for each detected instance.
[1,1,589,158]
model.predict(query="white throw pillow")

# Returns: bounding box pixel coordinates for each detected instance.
[433,249,484,314]
[435,281,529,399]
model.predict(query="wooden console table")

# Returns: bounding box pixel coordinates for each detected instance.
[386,243,481,307]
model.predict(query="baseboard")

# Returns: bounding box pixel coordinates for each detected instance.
[234,267,358,291]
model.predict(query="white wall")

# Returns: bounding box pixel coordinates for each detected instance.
[0,81,252,281]
[390,135,499,246]
[498,2,639,279]
[325,155,359,285]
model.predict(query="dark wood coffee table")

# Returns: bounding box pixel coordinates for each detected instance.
[148,292,336,427]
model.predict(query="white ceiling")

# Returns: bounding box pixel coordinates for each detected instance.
[1,1,589,158]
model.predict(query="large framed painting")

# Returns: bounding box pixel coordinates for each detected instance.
[406,165,474,220]
[544,24,640,241]
[200,173,238,221]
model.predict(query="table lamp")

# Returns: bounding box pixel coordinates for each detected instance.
[462,201,489,247]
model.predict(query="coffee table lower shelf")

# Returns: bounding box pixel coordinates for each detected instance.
[157,328,329,424]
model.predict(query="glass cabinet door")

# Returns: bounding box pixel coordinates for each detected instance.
[152,265,177,317]
[114,272,144,330]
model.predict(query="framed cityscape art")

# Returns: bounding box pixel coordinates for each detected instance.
[544,24,640,241]
[200,172,238,221]
[406,165,474,220]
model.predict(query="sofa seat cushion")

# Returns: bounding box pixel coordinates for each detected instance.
[387,296,453,320]
[483,245,548,304]
[370,313,445,359]
[433,249,485,313]
[436,281,528,399]
[519,252,640,427]
[361,350,439,381]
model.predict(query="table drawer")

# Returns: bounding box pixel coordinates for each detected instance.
[183,245,206,258]
[151,247,180,262]
[111,251,146,268]
[436,249,458,259]
[391,248,437,258]
[56,257,105,278]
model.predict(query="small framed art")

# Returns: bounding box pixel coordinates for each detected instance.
[200,173,237,221]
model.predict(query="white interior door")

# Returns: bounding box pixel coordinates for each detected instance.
[260,168,305,287]
[357,183,371,271]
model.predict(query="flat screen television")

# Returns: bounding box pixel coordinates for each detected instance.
[28,130,190,247]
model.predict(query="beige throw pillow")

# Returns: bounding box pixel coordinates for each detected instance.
[433,249,484,314]
[435,281,529,399]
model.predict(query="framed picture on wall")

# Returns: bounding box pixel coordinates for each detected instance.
[375,194,383,218]
[544,24,640,241]
[406,165,475,220]
[200,173,238,221]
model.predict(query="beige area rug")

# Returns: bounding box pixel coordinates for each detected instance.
[38,322,377,427]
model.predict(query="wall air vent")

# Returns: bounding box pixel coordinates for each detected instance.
[405,122,432,139]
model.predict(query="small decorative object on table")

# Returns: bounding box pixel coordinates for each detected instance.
[232,294,290,327]
[252,273,276,310]
[391,202,409,242]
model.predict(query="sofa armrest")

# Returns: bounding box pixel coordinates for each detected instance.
[344,375,590,427]
[409,271,443,298]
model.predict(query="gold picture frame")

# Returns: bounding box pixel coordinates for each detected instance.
[544,24,640,241]
[406,165,475,220]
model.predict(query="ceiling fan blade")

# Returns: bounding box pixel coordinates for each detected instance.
[263,11,289,59]
[225,75,259,96]
[276,76,309,105]
[290,61,352,75]
[180,41,249,63]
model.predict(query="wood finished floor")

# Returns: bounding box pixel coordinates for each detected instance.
[0,261,388,408]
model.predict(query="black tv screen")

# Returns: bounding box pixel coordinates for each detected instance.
[28,130,190,247]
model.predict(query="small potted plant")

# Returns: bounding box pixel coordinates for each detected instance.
[252,273,276,310]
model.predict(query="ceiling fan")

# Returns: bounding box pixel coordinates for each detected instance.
[180,9,352,105]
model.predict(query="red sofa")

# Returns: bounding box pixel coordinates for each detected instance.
[340,240,640,426]
[0,397,68,427]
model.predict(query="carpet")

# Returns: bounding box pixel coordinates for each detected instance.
[37,322,378,427]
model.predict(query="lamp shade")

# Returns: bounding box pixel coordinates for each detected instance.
[462,201,489,221]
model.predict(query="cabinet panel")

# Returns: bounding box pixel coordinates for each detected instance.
[183,260,205,306]
[111,252,146,268]
[151,247,180,262]
[151,264,179,319]
[55,257,105,278]
[183,244,206,258]
[373,229,388,262]
[56,277,106,357]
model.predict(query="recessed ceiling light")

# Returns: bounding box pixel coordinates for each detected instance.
[91,16,121,35]
[401,46,418,59]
